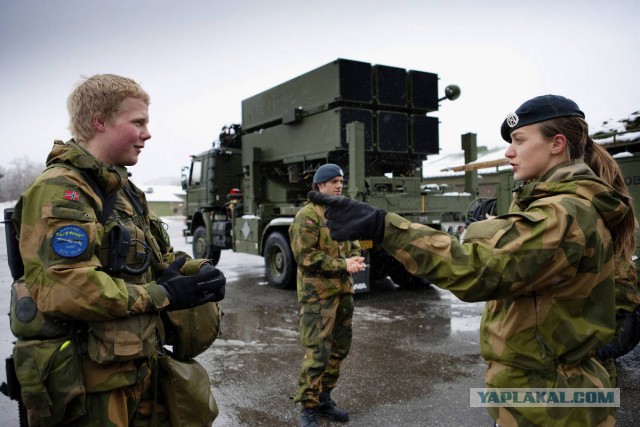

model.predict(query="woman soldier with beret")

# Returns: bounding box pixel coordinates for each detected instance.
[309,95,637,427]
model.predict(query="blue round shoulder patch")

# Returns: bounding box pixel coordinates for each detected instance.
[52,225,89,258]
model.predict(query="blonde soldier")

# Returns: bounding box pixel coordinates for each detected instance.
[289,164,366,427]
[10,74,225,426]
[309,95,637,427]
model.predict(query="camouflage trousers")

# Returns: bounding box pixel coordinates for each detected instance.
[69,359,171,427]
[486,358,616,427]
[295,294,354,408]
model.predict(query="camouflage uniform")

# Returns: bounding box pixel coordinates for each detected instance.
[598,260,640,386]
[289,201,361,408]
[12,140,206,426]
[380,162,630,427]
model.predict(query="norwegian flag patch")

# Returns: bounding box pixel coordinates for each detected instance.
[63,190,80,201]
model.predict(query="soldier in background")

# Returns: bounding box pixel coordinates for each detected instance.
[309,95,637,427]
[289,164,366,427]
[10,74,225,426]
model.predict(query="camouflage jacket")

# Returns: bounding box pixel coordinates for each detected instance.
[12,140,200,390]
[381,161,632,375]
[289,201,361,304]
[613,260,640,314]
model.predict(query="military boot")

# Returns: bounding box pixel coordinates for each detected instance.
[299,407,319,427]
[317,390,349,422]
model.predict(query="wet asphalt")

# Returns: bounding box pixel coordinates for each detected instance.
[0,216,638,426]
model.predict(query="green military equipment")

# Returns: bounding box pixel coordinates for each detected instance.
[604,132,640,259]
[158,355,218,426]
[12,336,85,426]
[163,301,223,361]
[86,314,159,364]
[182,59,461,292]
[10,280,73,340]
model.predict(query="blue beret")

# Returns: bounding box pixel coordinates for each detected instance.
[501,95,585,142]
[313,163,344,184]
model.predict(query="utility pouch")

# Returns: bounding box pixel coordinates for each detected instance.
[87,314,159,363]
[13,337,85,427]
[105,224,132,275]
[149,216,171,254]
[163,302,222,360]
[158,354,218,426]
[10,279,73,340]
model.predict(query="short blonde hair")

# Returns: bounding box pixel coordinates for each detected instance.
[67,74,150,142]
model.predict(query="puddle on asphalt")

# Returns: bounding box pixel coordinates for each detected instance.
[354,306,406,323]
[450,315,482,332]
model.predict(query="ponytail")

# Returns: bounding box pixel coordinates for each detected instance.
[585,138,638,272]
[540,117,637,276]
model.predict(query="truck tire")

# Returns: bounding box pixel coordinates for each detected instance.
[192,226,221,266]
[264,231,296,289]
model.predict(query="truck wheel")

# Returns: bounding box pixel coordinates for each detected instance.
[264,232,296,289]
[192,226,221,266]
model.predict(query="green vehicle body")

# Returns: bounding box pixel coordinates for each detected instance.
[181,58,463,291]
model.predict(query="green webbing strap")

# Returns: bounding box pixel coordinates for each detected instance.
[49,164,117,226]
[78,169,117,225]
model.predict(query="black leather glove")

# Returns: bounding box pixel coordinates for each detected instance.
[198,263,225,302]
[596,306,640,360]
[159,257,226,310]
[307,191,386,243]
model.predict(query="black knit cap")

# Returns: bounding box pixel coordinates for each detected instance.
[500,95,585,142]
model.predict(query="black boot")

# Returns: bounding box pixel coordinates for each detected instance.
[299,407,319,427]
[317,390,349,422]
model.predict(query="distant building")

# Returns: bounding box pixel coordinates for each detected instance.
[140,185,185,216]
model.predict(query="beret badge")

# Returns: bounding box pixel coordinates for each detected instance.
[506,113,519,128]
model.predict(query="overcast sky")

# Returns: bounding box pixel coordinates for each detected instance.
[1,0,638,184]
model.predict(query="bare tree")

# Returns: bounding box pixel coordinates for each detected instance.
[0,157,45,202]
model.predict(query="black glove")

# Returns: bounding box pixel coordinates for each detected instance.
[159,257,226,310]
[596,306,640,360]
[198,263,225,302]
[307,191,386,243]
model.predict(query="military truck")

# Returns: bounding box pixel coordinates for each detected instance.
[181,58,463,291]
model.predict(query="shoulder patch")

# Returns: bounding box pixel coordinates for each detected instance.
[63,189,80,201]
[464,218,512,241]
[52,225,89,258]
